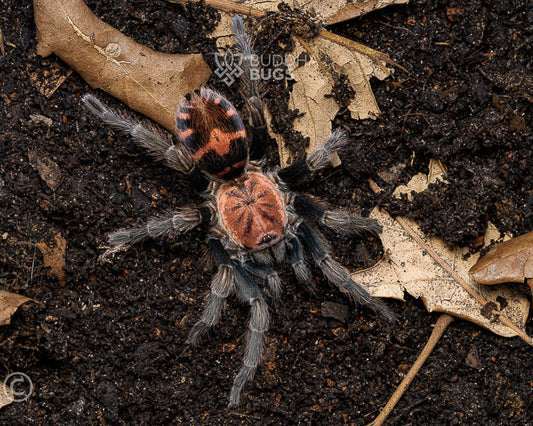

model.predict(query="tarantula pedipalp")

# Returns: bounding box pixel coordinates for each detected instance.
[82,16,394,407]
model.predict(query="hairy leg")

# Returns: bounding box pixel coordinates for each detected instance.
[101,206,211,259]
[243,260,281,298]
[231,16,267,161]
[82,95,208,189]
[277,130,349,183]
[287,236,315,292]
[229,261,269,406]
[296,220,395,321]
[291,195,382,237]
[188,239,236,344]
[196,240,269,406]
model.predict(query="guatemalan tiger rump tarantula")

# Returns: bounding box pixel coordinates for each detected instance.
[82,16,394,406]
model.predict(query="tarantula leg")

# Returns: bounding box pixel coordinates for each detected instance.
[231,16,267,161]
[101,206,211,260]
[243,261,281,298]
[296,220,396,321]
[232,16,259,100]
[82,94,208,189]
[229,261,269,407]
[291,195,382,237]
[287,237,315,292]
[277,130,349,183]
[187,266,235,344]
[203,241,272,406]
[188,244,235,345]
[247,101,267,161]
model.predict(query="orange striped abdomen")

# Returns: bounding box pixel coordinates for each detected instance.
[176,87,248,180]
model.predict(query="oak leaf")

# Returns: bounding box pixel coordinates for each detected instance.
[288,35,389,160]
[0,291,34,327]
[0,383,14,409]
[355,163,532,344]
[470,231,533,293]
[34,0,211,135]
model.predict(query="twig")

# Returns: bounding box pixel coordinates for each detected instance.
[0,26,5,56]
[376,20,415,35]
[368,314,455,426]
[30,245,37,284]
[399,111,432,127]
[318,30,408,73]
[167,0,265,17]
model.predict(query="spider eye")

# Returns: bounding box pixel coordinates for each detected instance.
[259,233,277,245]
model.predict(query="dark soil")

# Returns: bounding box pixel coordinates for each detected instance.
[1,0,532,425]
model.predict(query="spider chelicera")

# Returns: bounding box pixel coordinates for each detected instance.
[82,16,394,406]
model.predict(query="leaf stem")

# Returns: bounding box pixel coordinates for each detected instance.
[369,314,455,426]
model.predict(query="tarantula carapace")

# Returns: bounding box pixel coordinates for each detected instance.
[82,16,394,407]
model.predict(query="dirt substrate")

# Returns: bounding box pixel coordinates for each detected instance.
[1,0,532,424]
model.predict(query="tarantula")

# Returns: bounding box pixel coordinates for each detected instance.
[82,16,394,406]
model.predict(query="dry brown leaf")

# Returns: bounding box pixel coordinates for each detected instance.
[355,165,532,344]
[325,0,410,25]
[0,290,34,326]
[28,62,73,98]
[470,231,533,291]
[289,39,340,158]
[356,209,530,340]
[258,0,395,165]
[392,157,448,199]
[0,382,14,409]
[28,151,62,191]
[287,35,388,162]
[34,0,211,135]
[36,231,67,285]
